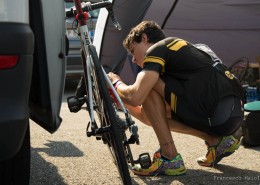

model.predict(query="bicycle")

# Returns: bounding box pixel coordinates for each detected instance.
[65,1,151,184]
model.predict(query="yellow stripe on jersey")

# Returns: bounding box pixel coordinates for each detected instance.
[171,92,177,113]
[167,39,187,51]
[144,56,165,66]
[166,39,182,48]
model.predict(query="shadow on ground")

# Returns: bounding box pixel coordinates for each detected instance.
[30,140,84,185]
[33,140,84,157]
[30,148,66,185]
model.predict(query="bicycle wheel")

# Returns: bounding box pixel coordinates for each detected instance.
[85,45,132,185]
[229,57,249,82]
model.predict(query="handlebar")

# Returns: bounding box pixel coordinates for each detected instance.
[65,1,121,30]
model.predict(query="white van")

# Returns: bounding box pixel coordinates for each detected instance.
[0,0,66,184]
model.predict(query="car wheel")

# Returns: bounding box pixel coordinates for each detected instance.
[0,122,30,185]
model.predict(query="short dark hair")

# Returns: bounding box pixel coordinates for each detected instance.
[123,21,165,52]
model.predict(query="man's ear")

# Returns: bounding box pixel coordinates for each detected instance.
[142,33,148,42]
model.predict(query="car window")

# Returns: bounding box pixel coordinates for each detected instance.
[65,2,74,8]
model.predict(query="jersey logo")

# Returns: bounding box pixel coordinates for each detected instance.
[167,39,187,51]
[225,71,234,79]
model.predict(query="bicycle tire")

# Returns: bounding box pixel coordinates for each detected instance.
[85,45,132,185]
[229,57,249,82]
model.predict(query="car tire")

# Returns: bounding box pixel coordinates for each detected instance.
[0,122,30,185]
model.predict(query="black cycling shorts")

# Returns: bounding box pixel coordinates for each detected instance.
[162,76,243,136]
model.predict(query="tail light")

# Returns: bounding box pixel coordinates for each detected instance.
[0,55,19,69]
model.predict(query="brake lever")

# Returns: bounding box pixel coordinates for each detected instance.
[106,7,122,30]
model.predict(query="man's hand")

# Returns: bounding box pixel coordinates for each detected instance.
[107,72,121,84]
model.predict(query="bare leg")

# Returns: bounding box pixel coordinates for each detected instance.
[141,89,178,160]
[167,118,221,146]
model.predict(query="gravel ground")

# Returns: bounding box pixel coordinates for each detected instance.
[29,80,260,185]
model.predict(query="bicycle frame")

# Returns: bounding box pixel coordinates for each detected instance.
[73,1,95,124]
[72,0,135,130]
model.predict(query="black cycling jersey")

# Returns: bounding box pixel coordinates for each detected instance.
[143,37,244,119]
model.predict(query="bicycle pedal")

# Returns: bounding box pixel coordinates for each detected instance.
[67,96,85,113]
[135,153,152,169]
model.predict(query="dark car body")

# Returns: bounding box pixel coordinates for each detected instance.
[65,0,100,78]
[0,23,34,161]
[0,0,66,184]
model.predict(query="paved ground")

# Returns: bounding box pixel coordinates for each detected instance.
[30,79,260,185]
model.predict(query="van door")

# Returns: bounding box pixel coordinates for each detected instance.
[29,0,66,133]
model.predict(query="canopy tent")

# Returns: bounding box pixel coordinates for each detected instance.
[93,0,260,85]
